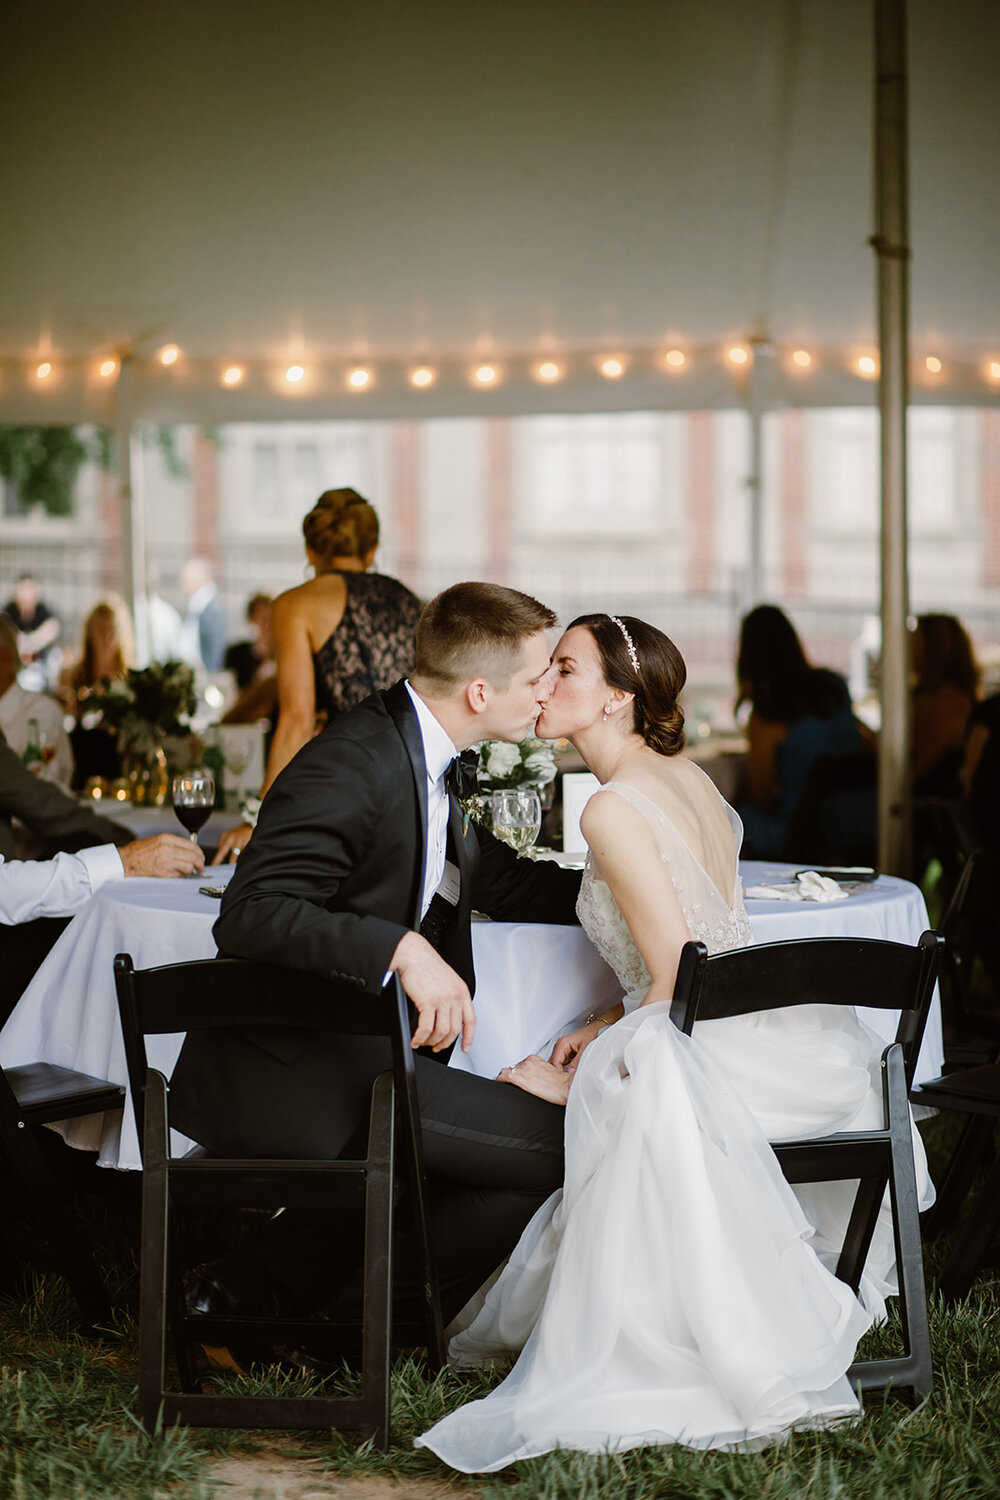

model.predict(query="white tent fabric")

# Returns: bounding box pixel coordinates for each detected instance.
[1,0,998,422]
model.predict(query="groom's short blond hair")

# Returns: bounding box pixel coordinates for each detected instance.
[415,582,555,690]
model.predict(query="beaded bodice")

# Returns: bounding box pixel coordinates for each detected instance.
[576,779,753,994]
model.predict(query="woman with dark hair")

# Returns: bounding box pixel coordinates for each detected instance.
[417,612,925,1468]
[735,603,868,858]
[214,488,422,862]
[909,612,980,795]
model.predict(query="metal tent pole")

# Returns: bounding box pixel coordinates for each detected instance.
[114,355,148,658]
[872,0,911,875]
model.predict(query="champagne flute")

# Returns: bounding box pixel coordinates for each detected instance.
[222,732,252,808]
[172,768,215,872]
[491,788,542,855]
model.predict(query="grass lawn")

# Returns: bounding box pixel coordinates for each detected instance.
[2,1116,999,1500]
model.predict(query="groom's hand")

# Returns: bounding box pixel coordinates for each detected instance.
[390,931,476,1053]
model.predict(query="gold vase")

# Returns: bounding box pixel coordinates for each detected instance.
[125,745,169,806]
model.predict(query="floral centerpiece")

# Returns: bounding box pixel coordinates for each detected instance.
[89,659,197,803]
[464,735,558,832]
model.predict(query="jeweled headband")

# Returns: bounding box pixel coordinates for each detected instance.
[609,615,640,674]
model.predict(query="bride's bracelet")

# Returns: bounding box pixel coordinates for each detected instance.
[239,794,262,830]
[585,1011,613,1029]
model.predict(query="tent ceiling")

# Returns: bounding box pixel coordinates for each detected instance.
[1,0,998,421]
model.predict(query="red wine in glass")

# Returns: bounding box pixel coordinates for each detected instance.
[172,769,215,870]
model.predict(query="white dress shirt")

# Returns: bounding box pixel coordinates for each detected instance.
[404,681,458,918]
[0,681,74,790]
[0,843,124,925]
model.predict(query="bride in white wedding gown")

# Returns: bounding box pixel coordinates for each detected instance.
[416,613,932,1473]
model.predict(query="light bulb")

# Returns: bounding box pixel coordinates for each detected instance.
[222,365,243,386]
[989,361,1000,381]
[727,346,749,365]
[664,349,686,368]
[285,364,305,384]
[474,364,497,385]
[99,358,118,378]
[536,361,561,381]
[792,349,812,368]
[925,355,942,373]
[348,367,371,389]
[600,357,624,378]
[857,355,877,376]
[158,344,180,366]
[410,366,435,387]
[36,361,52,379]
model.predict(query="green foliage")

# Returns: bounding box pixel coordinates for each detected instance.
[0,425,90,515]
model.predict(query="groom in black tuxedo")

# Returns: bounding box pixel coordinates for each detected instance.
[169,581,581,1323]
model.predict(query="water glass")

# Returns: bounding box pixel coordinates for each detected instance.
[491,788,542,855]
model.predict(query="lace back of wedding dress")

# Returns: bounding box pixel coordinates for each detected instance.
[576,779,754,995]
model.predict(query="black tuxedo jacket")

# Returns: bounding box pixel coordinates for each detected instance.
[169,681,581,1157]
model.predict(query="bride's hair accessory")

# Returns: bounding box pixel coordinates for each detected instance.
[609,615,640,675]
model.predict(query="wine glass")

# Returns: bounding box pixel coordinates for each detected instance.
[221,732,252,808]
[491,788,542,855]
[172,768,215,871]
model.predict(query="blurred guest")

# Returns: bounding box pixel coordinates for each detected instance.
[0,615,73,788]
[60,596,134,790]
[735,603,869,859]
[213,488,422,862]
[224,593,274,690]
[134,562,183,666]
[963,693,1000,854]
[909,613,980,796]
[179,556,227,673]
[2,572,60,690]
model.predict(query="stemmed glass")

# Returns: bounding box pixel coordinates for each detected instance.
[221,732,252,808]
[491,788,542,855]
[171,768,215,871]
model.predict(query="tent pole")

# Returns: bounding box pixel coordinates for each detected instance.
[746,332,773,611]
[114,356,148,658]
[872,0,911,875]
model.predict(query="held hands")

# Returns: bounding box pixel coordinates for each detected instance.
[391,930,476,1053]
[212,823,253,865]
[120,833,206,879]
[548,1019,609,1071]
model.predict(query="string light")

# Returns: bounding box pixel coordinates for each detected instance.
[347,367,371,389]
[664,349,686,368]
[158,344,180,366]
[410,366,435,387]
[727,346,749,365]
[284,364,305,384]
[925,355,942,373]
[35,361,52,379]
[474,364,497,385]
[222,365,243,386]
[989,361,1000,381]
[857,355,878,376]
[600,357,624,378]
[536,361,561,381]
[99,358,118,378]
[792,349,812,368]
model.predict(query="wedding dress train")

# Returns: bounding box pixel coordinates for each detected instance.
[416,778,932,1471]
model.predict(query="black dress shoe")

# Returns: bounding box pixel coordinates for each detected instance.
[184,1259,290,1373]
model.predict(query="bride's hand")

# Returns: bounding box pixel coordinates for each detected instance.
[498,1054,572,1106]
[548,1021,605,1071]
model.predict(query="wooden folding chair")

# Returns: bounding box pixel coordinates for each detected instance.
[113,953,445,1444]
[672,929,944,1401]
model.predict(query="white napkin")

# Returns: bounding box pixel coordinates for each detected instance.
[743,869,850,902]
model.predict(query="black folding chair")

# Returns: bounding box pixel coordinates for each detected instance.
[926,849,1000,1067]
[113,953,445,1443]
[0,1057,124,1329]
[671,929,944,1401]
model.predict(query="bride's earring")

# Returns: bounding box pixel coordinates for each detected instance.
[602,703,612,723]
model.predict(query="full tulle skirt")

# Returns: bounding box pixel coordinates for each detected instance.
[416,1002,932,1472]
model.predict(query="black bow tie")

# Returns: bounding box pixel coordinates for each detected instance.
[445,749,480,801]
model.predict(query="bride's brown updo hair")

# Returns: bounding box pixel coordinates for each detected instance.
[302,488,379,567]
[570,613,687,756]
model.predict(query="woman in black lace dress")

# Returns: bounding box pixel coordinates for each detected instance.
[214,489,422,862]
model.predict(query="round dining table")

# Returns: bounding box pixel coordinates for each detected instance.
[0,858,940,1170]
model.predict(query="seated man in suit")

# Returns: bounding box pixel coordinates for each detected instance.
[0,729,205,1023]
[170,581,582,1334]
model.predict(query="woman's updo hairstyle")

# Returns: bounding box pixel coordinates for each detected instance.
[570,613,687,756]
[302,488,380,566]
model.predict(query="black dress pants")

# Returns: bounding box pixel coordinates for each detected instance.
[250,1056,565,1323]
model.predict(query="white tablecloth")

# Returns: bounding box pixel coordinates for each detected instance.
[0,860,940,1169]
